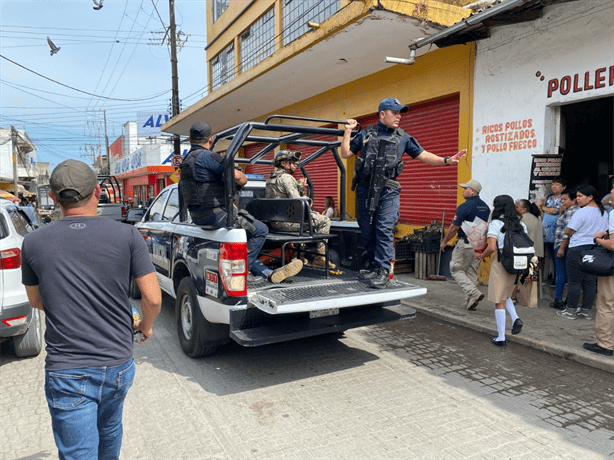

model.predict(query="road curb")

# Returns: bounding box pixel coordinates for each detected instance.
[401,299,614,375]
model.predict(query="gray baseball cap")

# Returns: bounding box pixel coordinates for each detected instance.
[460,179,482,193]
[50,159,97,203]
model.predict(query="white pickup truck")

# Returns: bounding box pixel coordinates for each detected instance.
[134,117,426,358]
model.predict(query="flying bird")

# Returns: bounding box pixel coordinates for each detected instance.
[47,37,61,56]
[92,0,104,10]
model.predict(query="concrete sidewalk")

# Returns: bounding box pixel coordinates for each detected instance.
[396,273,614,375]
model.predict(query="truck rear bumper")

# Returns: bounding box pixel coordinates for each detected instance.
[229,302,416,347]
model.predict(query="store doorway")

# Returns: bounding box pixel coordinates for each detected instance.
[559,96,613,197]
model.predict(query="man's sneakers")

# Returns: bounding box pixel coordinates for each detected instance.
[556,307,593,320]
[556,307,577,320]
[467,291,484,311]
[583,343,613,356]
[270,259,303,284]
[575,308,593,320]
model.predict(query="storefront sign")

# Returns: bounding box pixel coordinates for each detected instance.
[545,65,614,98]
[478,118,537,153]
[111,150,143,175]
[528,155,563,200]
[137,112,171,137]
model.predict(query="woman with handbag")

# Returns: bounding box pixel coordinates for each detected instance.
[584,183,614,356]
[476,195,527,346]
[557,185,609,320]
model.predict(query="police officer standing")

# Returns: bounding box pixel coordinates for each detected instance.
[180,122,302,283]
[265,149,334,268]
[440,179,490,310]
[340,98,466,288]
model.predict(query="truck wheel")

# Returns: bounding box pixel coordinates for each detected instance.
[176,277,218,358]
[129,276,141,299]
[13,309,43,358]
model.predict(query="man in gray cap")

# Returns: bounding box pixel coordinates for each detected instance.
[340,98,466,288]
[440,179,490,310]
[21,159,162,460]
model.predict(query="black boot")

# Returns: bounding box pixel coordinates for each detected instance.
[358,267,378,281]
[549,298,565,310]
[367,267,390,289]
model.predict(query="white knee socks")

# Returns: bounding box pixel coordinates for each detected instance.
[495,309,506,341]
[505,297,519,323]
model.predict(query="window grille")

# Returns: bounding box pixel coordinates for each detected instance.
[212,0,229,23]
[282,0,339,46]
[240,8,275,73]
[211,42,235,91]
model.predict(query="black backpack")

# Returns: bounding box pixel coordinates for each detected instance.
[497,221,535,276]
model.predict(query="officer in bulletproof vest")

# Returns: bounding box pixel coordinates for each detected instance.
[265,149,335,269]
[340,97,466,288]
[180,122,303,284]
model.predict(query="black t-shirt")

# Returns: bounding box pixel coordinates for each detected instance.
[21,216,154,370]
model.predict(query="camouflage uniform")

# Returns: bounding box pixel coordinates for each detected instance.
[265,168,331,252]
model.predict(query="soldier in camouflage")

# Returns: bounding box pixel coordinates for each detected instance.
[265,150,334,268]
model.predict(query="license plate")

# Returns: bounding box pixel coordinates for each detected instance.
[310,308,339,319]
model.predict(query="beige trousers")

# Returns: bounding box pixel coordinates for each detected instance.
[450,240,480,301]
[596,276,614,350]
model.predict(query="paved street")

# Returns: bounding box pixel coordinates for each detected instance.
[2,293,613,460]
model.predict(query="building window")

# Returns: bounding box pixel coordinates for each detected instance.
[240,8,275,73]
[212,0,229,23]
[282,0,339,46]
[211,42,235,91]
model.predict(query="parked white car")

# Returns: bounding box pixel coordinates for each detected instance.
[0,198,43,357]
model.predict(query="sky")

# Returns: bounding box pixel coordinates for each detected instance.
[1,0,210,170]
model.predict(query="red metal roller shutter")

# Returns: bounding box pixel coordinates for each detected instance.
[356,94,460,226]
[244,143,274,177]
[288,134,338,215]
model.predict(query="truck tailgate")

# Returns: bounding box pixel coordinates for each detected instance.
[248,278,426,314]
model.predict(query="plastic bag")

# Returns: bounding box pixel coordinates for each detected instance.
[461,216,489,252]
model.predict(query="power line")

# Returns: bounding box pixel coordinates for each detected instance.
[1,54,170,101]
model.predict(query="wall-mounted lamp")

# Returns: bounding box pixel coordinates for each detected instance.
[385,48,417,65]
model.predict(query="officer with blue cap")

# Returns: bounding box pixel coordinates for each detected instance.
[340,98,467,288]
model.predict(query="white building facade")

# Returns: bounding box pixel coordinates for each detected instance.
[471,0,613,206]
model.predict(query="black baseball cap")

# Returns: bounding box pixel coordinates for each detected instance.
[189,122,212,141]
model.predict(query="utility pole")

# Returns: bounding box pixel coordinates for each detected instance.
[103,109,110,174]
[169,0,181,158]
[10,126,18,196]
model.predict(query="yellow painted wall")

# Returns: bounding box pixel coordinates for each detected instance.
[255,43,474,220]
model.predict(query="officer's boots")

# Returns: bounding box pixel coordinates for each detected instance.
[312,245,336,269]
[367,267,391,289]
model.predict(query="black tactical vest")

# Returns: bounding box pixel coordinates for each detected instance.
[179,145,225,209]
[358,125,404,187]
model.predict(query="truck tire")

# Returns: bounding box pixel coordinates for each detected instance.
[176,277,218,358]
[129,276,141,299]
[13,309,43,358]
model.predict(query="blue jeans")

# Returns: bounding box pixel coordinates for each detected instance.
[45,358,135,460]
[192,210,272,278]
[356,185,400,272]
[554,245,567,300]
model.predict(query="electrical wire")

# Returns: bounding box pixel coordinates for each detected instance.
[1,54,171,101]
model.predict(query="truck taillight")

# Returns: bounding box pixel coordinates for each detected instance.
[219,242,247,297]
[0,248,21,270]
[121,206,127,217]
